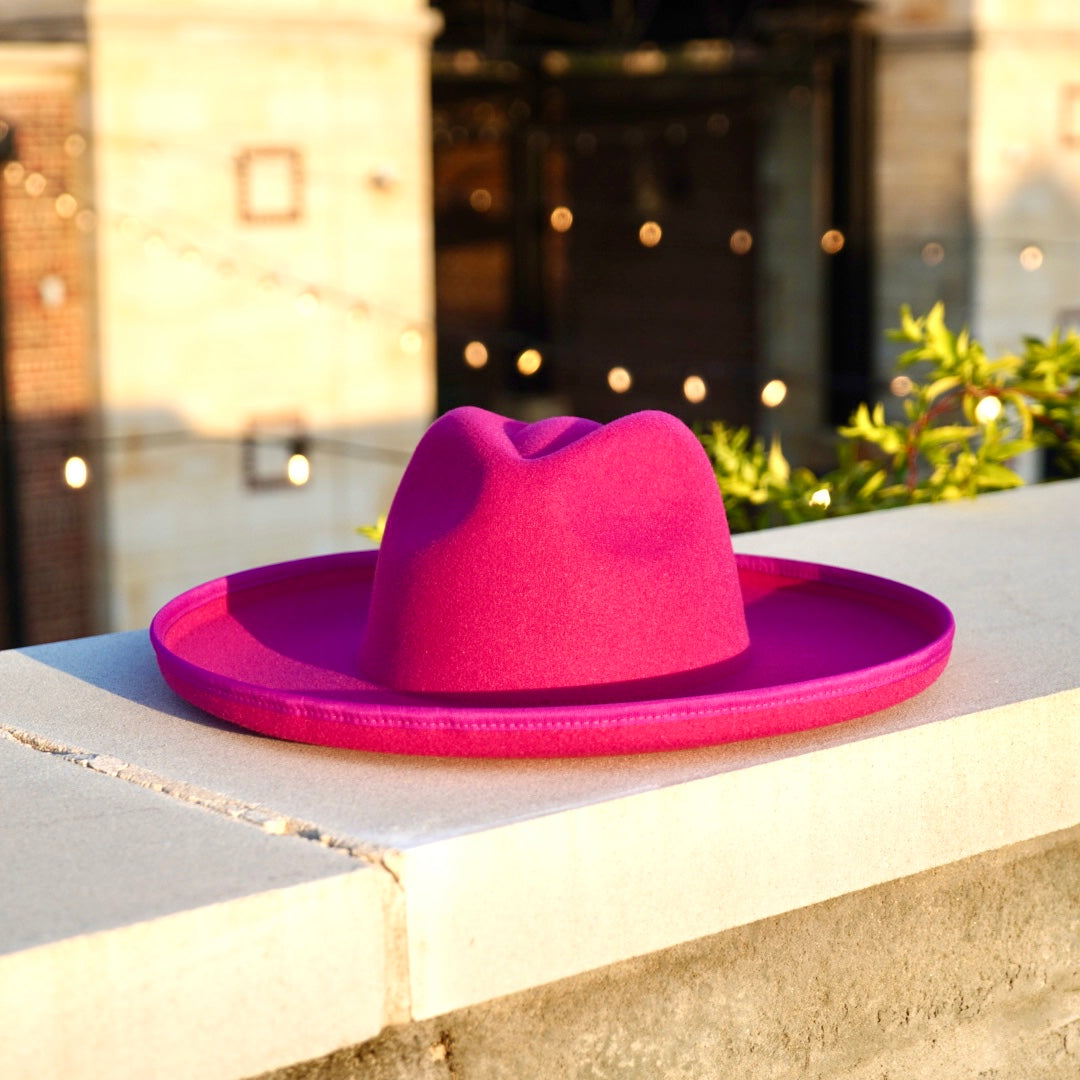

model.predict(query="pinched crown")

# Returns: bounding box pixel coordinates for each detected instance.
[358,407,749,703]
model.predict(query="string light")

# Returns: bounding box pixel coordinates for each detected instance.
[516,348,542,376]
[821,229,845,255]
[639,221,662,248]
[469,188,493,212]
[54,193,78,219]
[550,206,573,232]
[809,488,831,509]
[729,229,753,255]
[683,375,707,403]
[286,450,311,486]
[975,395,1003,423]
[607,366,632,393]
[63,455,89,489]
[890,375,914,397]
[921,242,945,266]
[1019,245,1043,271]
[463,340,489,368]
[400,327,424,353]
[760,379,787,408]
[706,113,730,136]
[3,138,434,349]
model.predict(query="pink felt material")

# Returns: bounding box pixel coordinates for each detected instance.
[149,404,955,757]
[150,551,952,757]
[357,408,749,698]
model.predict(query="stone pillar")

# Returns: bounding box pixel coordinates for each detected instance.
[87,0,441,628]
[970,0,1080,356]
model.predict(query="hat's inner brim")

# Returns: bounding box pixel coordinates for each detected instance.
[154,550,951,709]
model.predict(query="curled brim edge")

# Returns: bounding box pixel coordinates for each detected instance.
[150,550,955,758]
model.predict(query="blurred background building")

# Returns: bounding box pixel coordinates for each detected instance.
[0,0,1074,645]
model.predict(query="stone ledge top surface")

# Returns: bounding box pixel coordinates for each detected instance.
[3,480,1079,1079]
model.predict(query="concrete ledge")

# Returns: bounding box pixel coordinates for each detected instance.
[261,824,1080,1080]
[3,481,1080,1077]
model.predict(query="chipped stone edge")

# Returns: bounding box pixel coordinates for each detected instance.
[0,721,414,1026]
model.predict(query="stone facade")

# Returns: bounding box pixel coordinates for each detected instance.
[87,0,440,629]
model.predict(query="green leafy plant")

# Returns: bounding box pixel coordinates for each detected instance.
[702,303,1080,532]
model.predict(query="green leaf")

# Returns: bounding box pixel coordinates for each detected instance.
[356,515,387,543]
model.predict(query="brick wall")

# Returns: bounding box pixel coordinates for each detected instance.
[0,45,100,647]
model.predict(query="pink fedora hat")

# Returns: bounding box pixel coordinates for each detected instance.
[150,407,954,757]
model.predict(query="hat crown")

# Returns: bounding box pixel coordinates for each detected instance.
[358,406,749,702]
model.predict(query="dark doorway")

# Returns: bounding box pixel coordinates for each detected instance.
[431,1,871,437]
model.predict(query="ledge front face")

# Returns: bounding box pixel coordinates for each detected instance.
[2,481,1079,1076]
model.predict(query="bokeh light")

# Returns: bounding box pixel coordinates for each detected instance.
[975,395,1003,423]
[760,378,787,408]
[400,327,423,353]
[729,229,753,255]
[286,452,311,486]
[469,188,493,212]
[821,229,845,254]
[464,340,489,368]
[921,241,945,266]
[1019,245,1044,271]
[63,456,89,489]
[550,206,574,232]
[516,348,542,375]
[683,375,707,403]
[639,221,662,248]
[607,366,632,393]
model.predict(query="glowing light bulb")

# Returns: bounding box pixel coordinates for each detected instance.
[64,455,89,489]
[400,328,423,354]
[921,242,945,266]
[464,340,489,368]
[639,221,662,248]
[286,452,310,486]
[729,229,753,255]
[54,193,77,219]
[683,375,707,403]
[516,348,542,376]
[24,172,47,197]
[607,366,632,393]
[1019,245,1043,271]
[821,229,845,254]
[469,188,493,212]
[550,206,573,232]
[760,379,787,408]
[975,395,1003,424]
[809,488,831,509]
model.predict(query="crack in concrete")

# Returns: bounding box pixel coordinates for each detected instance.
[0,721,403,887]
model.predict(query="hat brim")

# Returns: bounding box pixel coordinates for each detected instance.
[150,550,953,758]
